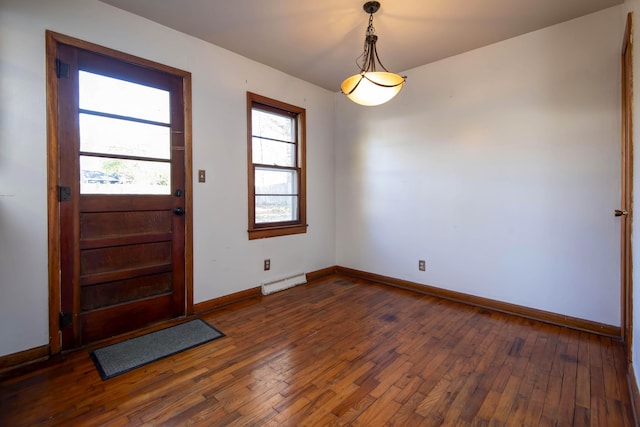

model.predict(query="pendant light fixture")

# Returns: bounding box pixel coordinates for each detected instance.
[341,1,406,106]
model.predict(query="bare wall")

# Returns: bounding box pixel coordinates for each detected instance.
[335,6,623,326]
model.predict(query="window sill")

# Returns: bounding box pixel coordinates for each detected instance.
[248,224,308,240]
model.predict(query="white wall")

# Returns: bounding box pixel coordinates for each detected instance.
[335,7,623,326]
[0,0,336,357]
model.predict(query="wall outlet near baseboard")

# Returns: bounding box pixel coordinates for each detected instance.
[264,259,271,271]
[419,260,426,271]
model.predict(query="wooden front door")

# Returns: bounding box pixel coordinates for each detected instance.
[49,34,192,350]
[621,13,634,360]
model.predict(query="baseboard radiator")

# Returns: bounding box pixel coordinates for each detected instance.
[261,273,307,295]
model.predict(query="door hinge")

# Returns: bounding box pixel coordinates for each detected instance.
[58,185,71,201]
[59,312,72,329]
[55,59,70,79]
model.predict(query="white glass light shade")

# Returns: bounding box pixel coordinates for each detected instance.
[341,71,405,106]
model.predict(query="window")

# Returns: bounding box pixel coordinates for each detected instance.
[247,92,307,239]
[78,71,172,195]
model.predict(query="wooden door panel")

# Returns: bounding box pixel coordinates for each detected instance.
[80,273,173,311]
[81,210,172,238]
[56,43,82,349]
[80,233,173,250]
[79,264,172,287]
[80,242,173,276]
[80,294,174,343]
[80,195,174,211]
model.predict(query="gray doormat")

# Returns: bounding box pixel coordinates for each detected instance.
[90,319,224,380]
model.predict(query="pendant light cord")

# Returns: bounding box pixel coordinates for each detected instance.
[355,11,392,74]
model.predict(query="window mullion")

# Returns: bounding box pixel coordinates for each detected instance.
[254,163,298,171]
[252,135,296,145]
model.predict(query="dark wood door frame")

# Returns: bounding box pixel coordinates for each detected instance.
[46,31,194,355]
[621,13,634,361]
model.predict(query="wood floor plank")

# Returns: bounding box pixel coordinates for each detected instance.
[0,273,633,426]
[352,384,402,426]
[539,331,566,424]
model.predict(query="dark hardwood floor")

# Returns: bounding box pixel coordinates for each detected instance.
[0,274,634,426]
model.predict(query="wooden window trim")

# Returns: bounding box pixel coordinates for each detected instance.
[247,92,307,240]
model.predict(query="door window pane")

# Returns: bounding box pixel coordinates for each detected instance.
[255,196,298,223]
[80,156,170,195]
[79,71,170,123]
[80,114,170,159]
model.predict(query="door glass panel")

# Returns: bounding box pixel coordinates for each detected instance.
[256,196,298,223]
[78,71,172,195]
[80,156,170,195]
[79,71,170,123]
[80,114,170,159]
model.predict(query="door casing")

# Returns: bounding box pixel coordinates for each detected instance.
[621,13,634,361]
[46,30,194,354]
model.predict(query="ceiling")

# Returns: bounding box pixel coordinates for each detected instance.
[99,0,623,92]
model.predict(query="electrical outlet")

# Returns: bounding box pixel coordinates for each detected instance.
[419,260,426,271]
[264,259,270,271]
[198,169,206,183]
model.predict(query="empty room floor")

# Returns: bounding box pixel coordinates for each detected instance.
[0,274,634,426]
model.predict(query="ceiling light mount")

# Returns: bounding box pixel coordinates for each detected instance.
[341,1,406,106]
[363,1,380,14]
